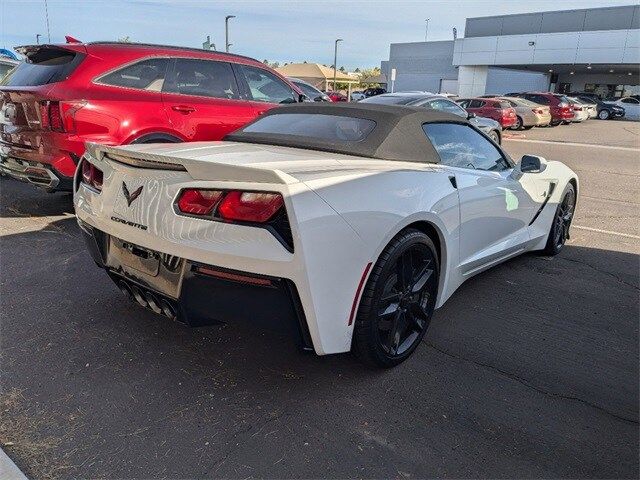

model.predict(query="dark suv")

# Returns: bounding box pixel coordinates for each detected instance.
[0,41,302,191]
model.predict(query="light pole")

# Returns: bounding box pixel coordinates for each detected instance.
[425,18,430,42]
[333,38,343,91]
[44,0,51,42]
[36,34,42,44]
[225,15,236,52]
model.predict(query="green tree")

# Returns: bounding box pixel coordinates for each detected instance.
[357,67,382,88]
[117,36,131,43]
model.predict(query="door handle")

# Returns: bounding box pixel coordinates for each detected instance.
[171,105,195,114]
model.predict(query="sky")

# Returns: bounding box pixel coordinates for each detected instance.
[0,0,636,69]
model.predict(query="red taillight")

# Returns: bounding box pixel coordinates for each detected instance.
[218,191,284,223]
[176,189,284,223]
[39,101,64,132]
[38,100,86,132]
[177,189,224,215]
[49,102,64,131]
[81,160,103,192]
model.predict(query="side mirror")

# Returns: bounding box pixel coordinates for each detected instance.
[519,154,547,173]
[467,112,476,119]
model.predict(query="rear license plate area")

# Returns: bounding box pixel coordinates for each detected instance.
[110,238,160,277]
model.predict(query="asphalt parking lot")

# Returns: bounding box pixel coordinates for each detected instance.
[1,120,638,479]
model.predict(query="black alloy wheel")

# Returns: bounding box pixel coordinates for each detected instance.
[543,183,576,255]
[353,229,439,368]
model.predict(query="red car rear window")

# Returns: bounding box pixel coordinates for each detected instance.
[1,47,85,87]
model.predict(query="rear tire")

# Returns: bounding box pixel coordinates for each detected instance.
[542,183,576,256]
[513,116,524,130]
[488,130,500,144]
[353,229,439,368]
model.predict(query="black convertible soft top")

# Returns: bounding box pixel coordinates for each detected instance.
[224,103,470,163]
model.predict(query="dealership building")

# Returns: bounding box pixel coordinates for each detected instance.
[381,4,640,98]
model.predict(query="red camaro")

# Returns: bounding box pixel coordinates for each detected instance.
[456,97,517,129]
[0,40,303,191]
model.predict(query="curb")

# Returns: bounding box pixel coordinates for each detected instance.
[0,447,28,480]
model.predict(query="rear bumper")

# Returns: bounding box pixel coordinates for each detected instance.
[78,220,313,350]
[529,114,551,126]
[0,131,85,188]
[0,154,74,191]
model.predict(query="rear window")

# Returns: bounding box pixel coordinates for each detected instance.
[361,95,421,105]
[497,101,512,108]
[242,113,376,143]
[1,47,84,86]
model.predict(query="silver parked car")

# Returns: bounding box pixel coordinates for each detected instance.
[500,96,552,129]
[287,77,331,102]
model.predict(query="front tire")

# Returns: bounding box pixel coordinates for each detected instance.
[488,130,500,144]
[542,183,576,256]
[353,229,439,368]
[598,109,610,120]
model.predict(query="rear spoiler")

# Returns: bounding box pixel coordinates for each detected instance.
[84,142,299,185]
[15,43,87,57]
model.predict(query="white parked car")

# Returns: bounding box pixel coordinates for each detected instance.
[567,97,591,122]
[603,97,640,120]
[350,91,366,101]
[74,104,578,367]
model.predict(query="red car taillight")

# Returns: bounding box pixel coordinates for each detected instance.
[81,160,103,192]
[39,101,64,132]
[177,189,224,215]
[218,191,284,222]
[176,189,284,223]
[39,100,86,132]
[176,189,292,250]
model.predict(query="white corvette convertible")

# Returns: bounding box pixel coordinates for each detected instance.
[74,104,577,367]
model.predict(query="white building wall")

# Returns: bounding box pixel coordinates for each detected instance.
[453,29,640,66]
[458,65,488,97]
[485,67,550,94]
[386,41,459,93]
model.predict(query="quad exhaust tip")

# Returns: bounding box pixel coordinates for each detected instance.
[117,279,178,321]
